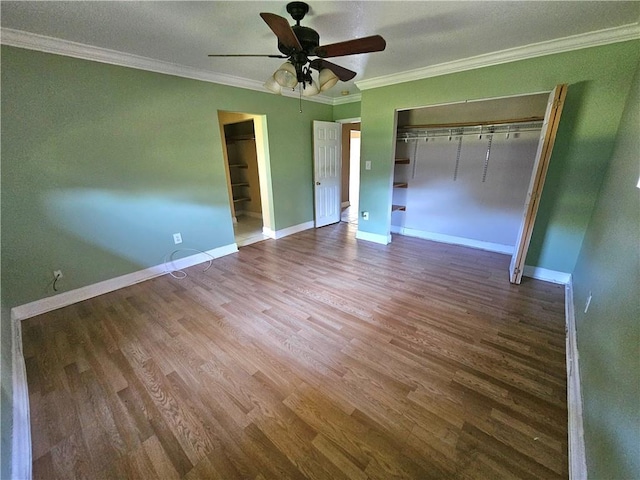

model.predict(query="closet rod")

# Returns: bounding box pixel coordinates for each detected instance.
[397,120,543,141]
[399,116,544,130]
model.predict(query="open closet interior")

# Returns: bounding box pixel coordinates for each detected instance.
[225,120,261,217]
[392,93,549,254]
[222,118,267,246]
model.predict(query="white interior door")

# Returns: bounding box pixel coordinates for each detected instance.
[509,84,568,283]
[313,121,342,227]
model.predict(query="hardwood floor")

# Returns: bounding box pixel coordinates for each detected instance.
[23,222,568,479]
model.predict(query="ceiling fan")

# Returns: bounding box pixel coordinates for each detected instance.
[208,1,386,97]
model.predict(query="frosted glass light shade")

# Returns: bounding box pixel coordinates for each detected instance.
[274,62,298,88]
[318,68,339,92]
[264,76,282,94]
[302,79,320,97]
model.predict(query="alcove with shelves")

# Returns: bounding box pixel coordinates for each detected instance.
[229,163,251,205]
[391,144,412,221]
[223,120,262,221]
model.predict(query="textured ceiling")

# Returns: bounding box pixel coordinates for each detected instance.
[1,1,639,98]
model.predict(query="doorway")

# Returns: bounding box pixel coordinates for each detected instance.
[391,86,566,283]
[218,112,274,247]
[340,122,361,225]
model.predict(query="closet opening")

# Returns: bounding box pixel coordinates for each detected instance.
[391,86,567,283]
[218,112,274,247]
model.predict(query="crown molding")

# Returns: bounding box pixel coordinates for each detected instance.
[332,93,362,105]
[0,28,334,105]
[356,23,640,91]
[4,22,637,105]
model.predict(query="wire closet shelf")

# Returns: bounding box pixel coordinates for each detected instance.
[396,120,544,142]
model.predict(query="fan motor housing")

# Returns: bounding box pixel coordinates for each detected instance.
[278,25,319,56]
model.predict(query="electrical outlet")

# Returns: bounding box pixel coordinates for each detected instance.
[173,233,182,245]
[365,161,372,170]
[53,270,63,279]
[361,211,369,220]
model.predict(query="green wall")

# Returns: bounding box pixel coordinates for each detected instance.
[332,100,361,121]
[357,41,640,274]
[1,46,332,308]
[572,62,640,479]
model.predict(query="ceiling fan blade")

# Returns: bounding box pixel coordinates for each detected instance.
[208,54,287,58]
[309,59,356,82]
[260,12,302,51]
[315,35,386,58]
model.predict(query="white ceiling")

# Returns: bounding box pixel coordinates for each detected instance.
[1,1,639,100]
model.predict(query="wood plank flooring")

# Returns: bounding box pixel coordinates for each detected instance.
[23,222,568,479]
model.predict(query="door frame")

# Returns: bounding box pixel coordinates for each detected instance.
[337,119,361,210]
[218,111,275,237]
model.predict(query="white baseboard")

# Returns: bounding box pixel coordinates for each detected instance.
[11,243,238,322]
[12,317,31,480]
[262,226,276,239]
[263,220,314,240]
[236,235,268,247]
[523,265,572,285]
[565,279,588,480]
[355,230,391,245]
[391,227,514,254]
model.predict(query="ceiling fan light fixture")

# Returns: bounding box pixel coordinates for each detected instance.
[274,62,298,88]
[209,2,386,106]
[318,68,339,92]
[302,78,320,97]
[264,75,283,94]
